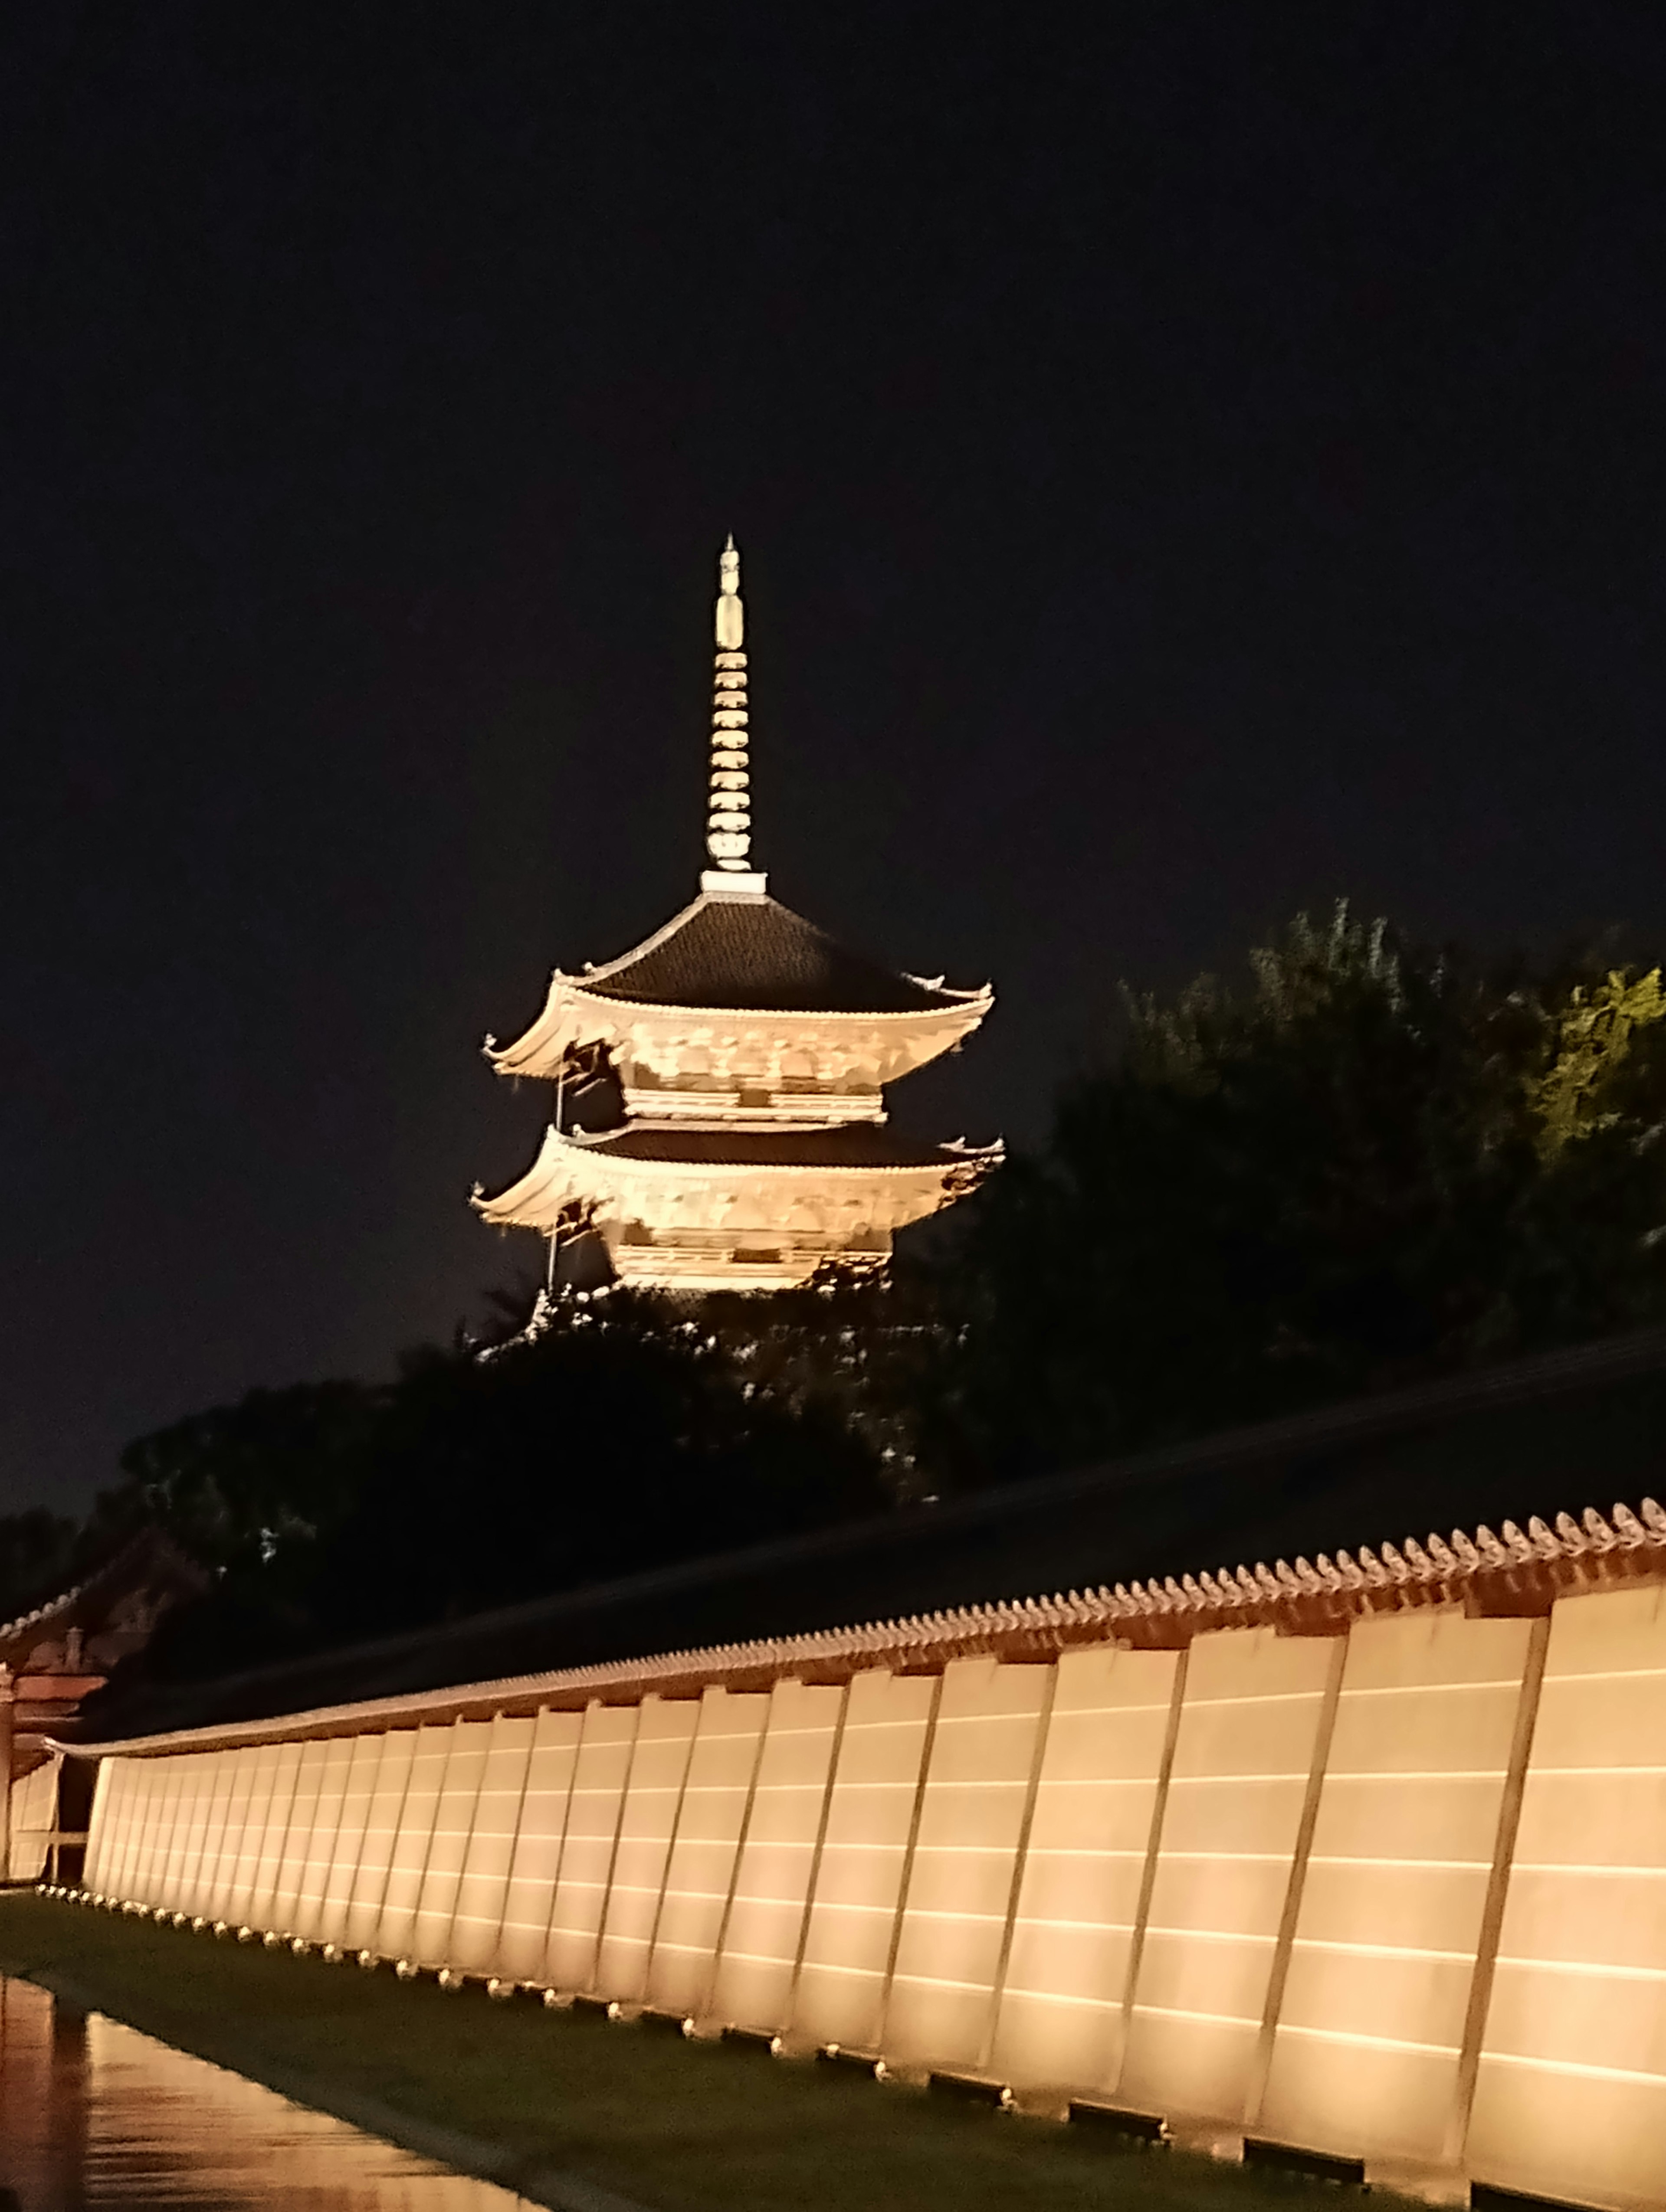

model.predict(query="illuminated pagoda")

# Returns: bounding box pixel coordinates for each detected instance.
[474,539,999,1292]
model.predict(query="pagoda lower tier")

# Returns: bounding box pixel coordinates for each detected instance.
[474,1119,1000,1292]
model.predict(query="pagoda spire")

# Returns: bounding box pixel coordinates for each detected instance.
[701,536,767,897]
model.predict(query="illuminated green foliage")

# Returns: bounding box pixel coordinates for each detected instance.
[1530,967,1666,1155]
[937,907,1666,1480]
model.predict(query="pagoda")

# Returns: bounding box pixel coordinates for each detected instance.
[473,540,998,1293]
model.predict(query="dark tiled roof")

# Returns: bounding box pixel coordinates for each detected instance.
[82,1327,1666,1741]
[578,895,975,1014]
[577,1124,965,1169]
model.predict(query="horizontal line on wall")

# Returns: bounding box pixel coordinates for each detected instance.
[1317,1769,1509,1783]
[1509,1862,1666,1878]
[1011,1914,1138,1934]
[1018,1847,1148,1862]
[1275,2022,1459,2059]
[1043,1707,1172,1721]
[1307,1856,1491,1872]
[889,1971,996,1996]
[1538,1667,1666,1687]
[996,1986,1119,2013]
[1494,1955,1666,1983]
[1338,1680,1527,1697]
[1290,1937,1474,1963]
[1129,2001,1259,2030]
[1176,1693,1326,1711]
[1480,2049,1666,2090]
[1142,1926,1276,1947]
[1522,1765,1666,1777]
[1028,1776,1161,1790]
[908,1843,1029,1857]
[1145,1850,1296,1863]
[1167,1774,1313,1787]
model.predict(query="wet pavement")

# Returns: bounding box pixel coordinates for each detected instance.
[0,1972,532,2211]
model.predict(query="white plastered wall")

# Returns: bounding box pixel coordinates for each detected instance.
[72,1583,1666,2212]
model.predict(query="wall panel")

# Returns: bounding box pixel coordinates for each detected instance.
[990,1644,1181,2096]
[127,1757,169,1903]
[709,1679,846,2034]
[171,1756,217,1918]
[207,1748,259,1924]
[226,1743,284,1927]
[9,1756,61,1884]
[153,1757,192,1910]
[153,1759,193,1906]
[182,1756,221,1912]
[790,1669,938,2054]
[343,1730,415,1954]
[249,1739,305,1931]
[83,1757,114,1894]
[1256,1611,1538,2166]
[141,1756,178,1908]
[117,1757,153,1900]
[646,1688,770,2020]
[1119,1628,1342,2123]
[882,1658,1054,2075]
[293,1736,353,1942]
[122,1757,156,1900]
[413,1721,493,1967]
[544,1703,640,1993]
[318,1734,384,1949]
[190,1752,236,1923]
[96,1759,128,1896]
[594,1698,701,2005]
[273,1739,331,1934]
[451,1714,536,1975]
[123,1758,160,1901]
[378,1725,452,1961]
[1467,1585,1666,2212]
[492,1709,582,1984]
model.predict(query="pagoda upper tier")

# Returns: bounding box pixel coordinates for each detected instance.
[485,889,992,1124]
[473,539,998,1293]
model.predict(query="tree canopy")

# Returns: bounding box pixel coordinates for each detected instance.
[75,1289,889,1685]
[937,908,1666,1478]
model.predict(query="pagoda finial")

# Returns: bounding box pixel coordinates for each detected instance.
[702,535,766,896]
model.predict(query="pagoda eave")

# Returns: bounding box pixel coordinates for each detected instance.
[472,1123,999,1239]
[486,978,994,1086]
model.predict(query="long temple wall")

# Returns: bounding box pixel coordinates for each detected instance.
[69,1579,1666,2211]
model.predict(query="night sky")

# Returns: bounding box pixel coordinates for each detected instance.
[7,8,1666,1510]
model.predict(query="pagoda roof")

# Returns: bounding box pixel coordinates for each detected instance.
[475,1120,999,1229]
[569,891,986,1017]
[571,1123,987,1171]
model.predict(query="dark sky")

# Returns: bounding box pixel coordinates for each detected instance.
[6,6,1666,1511]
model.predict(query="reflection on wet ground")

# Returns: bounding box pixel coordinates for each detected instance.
[0,1973,531,2211]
